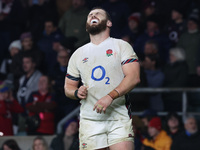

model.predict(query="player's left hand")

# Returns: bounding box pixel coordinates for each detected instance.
[93,95,113,114]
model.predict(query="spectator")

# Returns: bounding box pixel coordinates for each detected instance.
[165,7,186,46]
[128,66,149,112]
[121,13,142,46]
[156,0,191,21]
[133,14,171,63]
[142,54,164,111]
[177,16,200,77]
[50,118,79,150]
[142,0,156,18]
[0,0,28,65]
[101,0,131,38]
[0,82,24,136]
[140,0,157,28]
[17,54,42,109]
[11,32,44,94]
[144,40,159,56]
[132,117,144,150]
[163,47,188,111]
[1,139,21,150]
[164,112,183,139]
[16,54,42,135]
[140,109,158,139]
[49,50,79,124]
[56,0,72,18]
[37,18,65,74]
[32,136,49,150]
[59,0,89,49]
[171,115,200,150]
[26,75,57,135]
[27,0,58,42]
[0,40,22,80]
[142,117,172,150]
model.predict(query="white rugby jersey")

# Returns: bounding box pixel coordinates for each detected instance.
[66,37,138,121]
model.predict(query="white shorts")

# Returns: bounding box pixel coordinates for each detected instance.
[79,119,134,150]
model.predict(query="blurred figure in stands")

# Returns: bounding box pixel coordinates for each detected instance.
[0,0,28,65]
[142,117,172,150]
[140,109,158,139]
[49,49,79,125]
[26,75,56,135]
[0,40,22,79]
[165,7,186,46]
[171,115,200,150]
[164,112,183,139]
[142,54,164,111]
[101,0,131,38]
[0,82,24,136]
[16,54,42,135]
[11,32,44,95]
[1,139,21,150]
[177,16,200,80]
[59,0,89,49]
[50,118,79,150]
[27,0,58,42]
[37,18,65,74]
[134,14,171,64]
[32,136,49,150]
[163,47,188,111]
[121,13,142,46]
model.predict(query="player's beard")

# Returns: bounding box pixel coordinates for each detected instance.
[86,19,107,35]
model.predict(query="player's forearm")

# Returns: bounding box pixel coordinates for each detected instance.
[64,78,79,100]
[64,85,77,100]
[113,62,140,98]
[115,73,140,96]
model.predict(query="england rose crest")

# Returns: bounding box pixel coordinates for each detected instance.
[106,49,113,57]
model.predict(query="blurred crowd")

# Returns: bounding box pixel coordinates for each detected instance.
[0,0,200,149]
[1,111,200,150]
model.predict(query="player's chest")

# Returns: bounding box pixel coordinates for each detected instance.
[80,45,121,66]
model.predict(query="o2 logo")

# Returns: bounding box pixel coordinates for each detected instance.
[91,65,110,84]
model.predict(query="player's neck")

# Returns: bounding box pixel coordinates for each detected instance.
[90,30,110,45]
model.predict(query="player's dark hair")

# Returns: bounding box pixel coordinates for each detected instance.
[90,7,112,21]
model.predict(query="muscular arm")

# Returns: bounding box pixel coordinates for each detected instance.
[115,62,140,96]
[94,62,140,113]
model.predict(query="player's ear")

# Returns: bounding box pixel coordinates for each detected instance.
[107,20,112,28]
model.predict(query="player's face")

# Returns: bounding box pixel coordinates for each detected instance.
[86,9,108,35]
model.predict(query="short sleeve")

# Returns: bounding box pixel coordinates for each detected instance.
[120,40,138,65]
[66,51,81,80]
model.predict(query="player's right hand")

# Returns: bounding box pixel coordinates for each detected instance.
[77,85,88,99]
